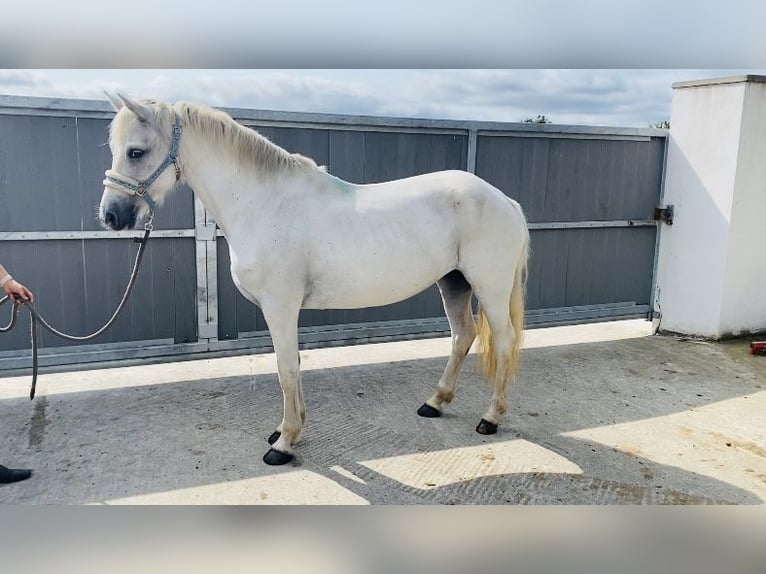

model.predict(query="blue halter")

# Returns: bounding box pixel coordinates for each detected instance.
[104,112,182,226]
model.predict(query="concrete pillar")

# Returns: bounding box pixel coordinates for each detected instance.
[656,75,766,338]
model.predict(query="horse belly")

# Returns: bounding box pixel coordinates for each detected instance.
[304,274,444,310]
[303,238,454,309]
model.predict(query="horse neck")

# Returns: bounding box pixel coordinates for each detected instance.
[178,124,304,238]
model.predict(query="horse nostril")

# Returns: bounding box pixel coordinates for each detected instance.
[104,210,119,229]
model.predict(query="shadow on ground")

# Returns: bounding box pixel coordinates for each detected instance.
[1,332,763,504]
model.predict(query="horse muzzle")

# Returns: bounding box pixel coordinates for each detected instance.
[101,198,138,231]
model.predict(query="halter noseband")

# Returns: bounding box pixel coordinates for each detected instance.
[103,112,182,227]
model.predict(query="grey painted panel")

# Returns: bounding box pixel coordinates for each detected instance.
[243,127,467,182]
[475,135,665,222]
[215,237,262,339]
[215,238,239,340]
[328,130,467,183]
[526,227,657,311]
[0,115,81,232]
[68,116,119,231]
[1,98,663,369]
[0,115,194,232]
[0,238,197,351]
[329,130,366,182]
[248,125,331,168]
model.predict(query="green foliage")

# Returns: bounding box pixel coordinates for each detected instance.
[523,114,551,124]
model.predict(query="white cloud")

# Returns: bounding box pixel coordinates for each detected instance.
[0,69,50,88]
[1,69,764,127]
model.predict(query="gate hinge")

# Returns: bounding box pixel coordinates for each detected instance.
[653,204,674,225]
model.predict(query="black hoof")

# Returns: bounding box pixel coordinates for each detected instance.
[268,430,281,445]
[263,448,294,466]
[0,465,32,484]
[417,403,441,418]
[476,418,498,435]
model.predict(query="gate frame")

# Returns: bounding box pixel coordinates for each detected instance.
[0,94,668,372]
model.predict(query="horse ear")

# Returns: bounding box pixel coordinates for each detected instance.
[117,93,153,123]
[104,91,123,112]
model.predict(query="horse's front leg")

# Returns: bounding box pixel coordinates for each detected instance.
[261,301,303,466]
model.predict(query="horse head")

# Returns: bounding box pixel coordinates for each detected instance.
[100,93,182,230]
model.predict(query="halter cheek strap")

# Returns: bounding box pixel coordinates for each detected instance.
[103,112,183,221]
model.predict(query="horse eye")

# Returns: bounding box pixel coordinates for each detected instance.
[128,148,145,159]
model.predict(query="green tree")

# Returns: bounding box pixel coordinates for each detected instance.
[651,120,670,129]
[523,115,551,124]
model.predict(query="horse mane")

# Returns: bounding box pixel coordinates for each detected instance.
[117,99,321,177]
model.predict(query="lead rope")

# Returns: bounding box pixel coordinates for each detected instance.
[2,109,181,399]
[0,221,153,399]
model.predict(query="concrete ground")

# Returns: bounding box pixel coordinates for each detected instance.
[1,319,764,505]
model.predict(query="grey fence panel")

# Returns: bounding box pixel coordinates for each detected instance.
[247,126,469,183]
[0,114,82,232]
[248,126,331,167]
[475,134,665,222]
[0,238,198,351]
[474,133,665,322]
[69,117,123,231]
[0,114,194,233]
[0,94,667,371]
[525,227,657,311]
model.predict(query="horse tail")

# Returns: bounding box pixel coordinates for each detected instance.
[476,231,529,384]
[507,239,529,377]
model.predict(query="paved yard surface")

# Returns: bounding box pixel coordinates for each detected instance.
[1,319,764,504]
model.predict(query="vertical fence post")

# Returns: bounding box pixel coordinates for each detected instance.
[649,132,669,331]
[466,128,478,173]
[194,196,218,341]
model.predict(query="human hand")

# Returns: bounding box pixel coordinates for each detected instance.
[3,279,34,304]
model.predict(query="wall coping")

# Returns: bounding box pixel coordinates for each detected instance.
[672,75,766,90]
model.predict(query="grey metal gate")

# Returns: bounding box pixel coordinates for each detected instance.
[0,95,666,371]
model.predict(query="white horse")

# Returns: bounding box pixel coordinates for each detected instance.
[100,94,530,465]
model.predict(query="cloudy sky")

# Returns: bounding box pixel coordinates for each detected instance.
[2,68,765,128]
[1,1,765,127]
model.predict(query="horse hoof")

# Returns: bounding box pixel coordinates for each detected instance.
[263,448,294,466]
[268,431,281,445]
[417,403,441,418]
[476,419,498,435]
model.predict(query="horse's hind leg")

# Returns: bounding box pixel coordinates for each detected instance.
[471,284,519,435]
[418,270,476,418]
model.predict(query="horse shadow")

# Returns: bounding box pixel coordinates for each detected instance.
[0,332,762,504]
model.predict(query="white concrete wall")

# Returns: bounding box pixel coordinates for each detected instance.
[656,76,766,337]
[719,81,766,335]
